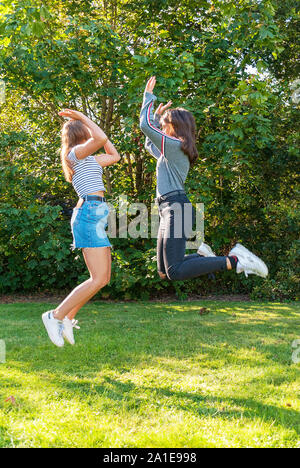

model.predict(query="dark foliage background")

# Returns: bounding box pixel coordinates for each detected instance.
[0,0,299,300]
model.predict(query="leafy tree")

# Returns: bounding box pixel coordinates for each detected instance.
[0,0,299,299]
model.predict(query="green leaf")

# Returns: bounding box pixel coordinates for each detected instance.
[232,128,244,139]
[32,21,45,36]
[40,5,51,20]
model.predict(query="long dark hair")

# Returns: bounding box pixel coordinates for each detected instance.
[60,120,90,182]
[161,108,199,165]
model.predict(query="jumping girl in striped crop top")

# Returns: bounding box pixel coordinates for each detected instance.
[42,109,120,347]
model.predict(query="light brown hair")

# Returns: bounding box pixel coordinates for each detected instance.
[60,120,90,182]
[161,108,199,165]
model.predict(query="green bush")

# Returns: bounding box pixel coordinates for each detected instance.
[251,240,300,301]
[0,1,299,301]
[0,193,298,301]
[0,202,80,292]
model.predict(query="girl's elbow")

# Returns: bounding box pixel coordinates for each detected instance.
[95,133,105,143]
[140,119,146,132]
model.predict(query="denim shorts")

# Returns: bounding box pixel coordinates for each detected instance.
[70,200,111,250]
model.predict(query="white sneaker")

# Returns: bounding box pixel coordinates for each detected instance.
[42,311,64,347]
[62,318,79,345]
[229,243,268,278]
[197,242,216,257]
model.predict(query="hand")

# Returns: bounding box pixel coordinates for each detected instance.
[145,76,156,94]
[58,109,86,120]
[156,100,172,116]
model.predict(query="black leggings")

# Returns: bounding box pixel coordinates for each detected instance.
[157,192,228,281]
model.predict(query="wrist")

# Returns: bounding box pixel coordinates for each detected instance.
[144,91,157,101]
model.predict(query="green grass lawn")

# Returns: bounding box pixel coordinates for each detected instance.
[0,300,299,448]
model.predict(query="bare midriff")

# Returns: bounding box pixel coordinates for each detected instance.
[88,190,105,197]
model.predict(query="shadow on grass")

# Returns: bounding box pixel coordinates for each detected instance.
[2,365,299,438]
[1,301,299,442]
[102,377,300,434]
[0,424,12,447]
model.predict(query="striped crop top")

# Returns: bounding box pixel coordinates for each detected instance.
[68,147,106,198]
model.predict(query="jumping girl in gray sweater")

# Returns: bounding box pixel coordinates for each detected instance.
[140,76,268,282]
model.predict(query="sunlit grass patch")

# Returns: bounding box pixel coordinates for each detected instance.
[0,300,299,447]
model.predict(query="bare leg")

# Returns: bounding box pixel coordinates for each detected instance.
[66,304,83,321]
[53,247,111,321]
[66,249,111,320]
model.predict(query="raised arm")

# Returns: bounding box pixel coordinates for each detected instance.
[140,77,175,157]
[145,137,161,159]
[58,109,108,159]
[94,140,121,168]
[140,77,164,151]
[144,100,174,159]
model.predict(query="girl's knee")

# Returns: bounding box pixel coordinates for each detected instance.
[91,277,108,291]
[166,267,182,281]
[158,271,167,280]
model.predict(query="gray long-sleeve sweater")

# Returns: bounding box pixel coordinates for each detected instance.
[140,92,190,197]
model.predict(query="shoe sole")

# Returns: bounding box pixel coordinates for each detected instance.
[42,314,64,347]
[198,243,216,257]
[230,244,268,278]
[62,319,75,345]
[62,332,75,345]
